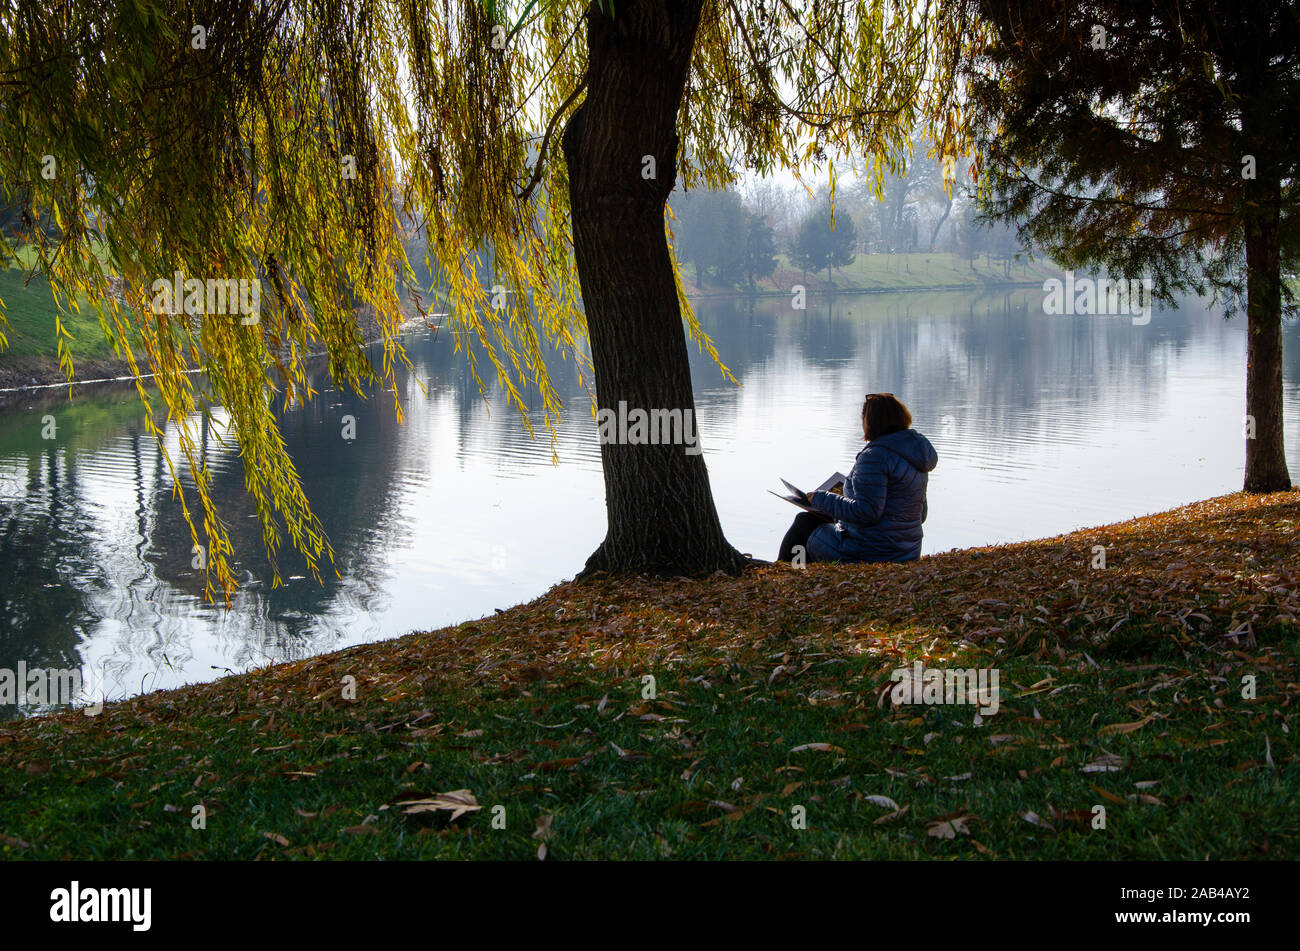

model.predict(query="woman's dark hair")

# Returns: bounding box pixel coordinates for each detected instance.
[861,393,912,440]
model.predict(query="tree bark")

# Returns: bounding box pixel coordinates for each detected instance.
[1242,163,1292,493]
[563,0,746,575]
[928,197,952,253]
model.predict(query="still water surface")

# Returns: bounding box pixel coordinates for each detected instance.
[1,287,1297,713]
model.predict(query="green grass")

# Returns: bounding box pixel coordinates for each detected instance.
[0,248,440,385]
[687,252,1062,296]
[1,491,1297,860]
[0,265,114,360]
[824,251,1055,290]
[7,650,1286,860]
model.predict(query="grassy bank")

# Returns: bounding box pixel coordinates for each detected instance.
[686,251,1061,298]
[0,266,113,358]
[0,262,443,389]
[2,491,1298,859]
[0,265,126,388]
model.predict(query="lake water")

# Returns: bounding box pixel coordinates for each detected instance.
[2,286,1297,714]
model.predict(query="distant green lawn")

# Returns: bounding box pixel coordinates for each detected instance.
[773,251,1057,292]
[0,264,115,360]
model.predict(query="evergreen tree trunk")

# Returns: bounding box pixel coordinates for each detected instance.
[563,0,746,575]
[1242,166,1292,493]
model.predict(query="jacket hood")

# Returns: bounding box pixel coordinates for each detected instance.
[868,428,938,472]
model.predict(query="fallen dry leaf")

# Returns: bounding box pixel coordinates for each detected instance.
[926,812,974,838]
[1080,753,1125,773]
[396,789,482,821]
[1090,783,1125,805]
[790,743,845,754]
[701,805,751,828]
[1099,714,1155,736]
[536,757,586,772]
[534,814,554,840]
[1020,811,1054,831]
[1127,793,1165,806]
[874,804,909,825]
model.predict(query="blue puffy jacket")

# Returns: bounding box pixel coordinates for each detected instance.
[805,428,938,563]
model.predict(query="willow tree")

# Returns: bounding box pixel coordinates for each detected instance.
[0,0,968,594]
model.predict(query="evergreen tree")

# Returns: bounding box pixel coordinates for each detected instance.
[965,0,1297,492]
[795,202,858,284]
[743,214,777,288]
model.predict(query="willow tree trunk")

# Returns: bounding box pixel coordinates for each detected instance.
[1242,160,1292,493]
[563,0,746,575]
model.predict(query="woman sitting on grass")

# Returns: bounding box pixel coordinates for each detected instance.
[778,393,938,565]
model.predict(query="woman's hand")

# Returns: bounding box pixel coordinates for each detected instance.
[805,492,815,504]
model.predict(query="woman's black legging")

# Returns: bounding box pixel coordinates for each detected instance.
[778,511,831,562]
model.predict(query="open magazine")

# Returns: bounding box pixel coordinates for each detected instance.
[768,472,847,513]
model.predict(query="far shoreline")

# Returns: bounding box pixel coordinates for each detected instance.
[0,311,436,395]
[682,276,1048,302]
[1,276,1052,393]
